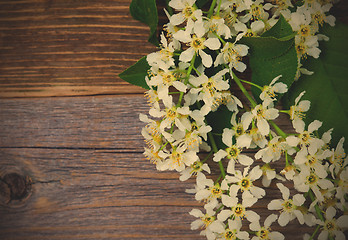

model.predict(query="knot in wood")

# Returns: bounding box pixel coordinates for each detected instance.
[0,173,32,207]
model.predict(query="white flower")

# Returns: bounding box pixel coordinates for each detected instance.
[147,33,176,70]
[240,0,272,23]
[295,34,321,59]
[190,206,224,240]
[286,119,324,156]
[144,88,161,110]
[157,145,199,172]
[140,113,163,149]
[211,91,243,113]
[172,119,212,152]
[143,147,163,169]
[179,162,211,181]
[213,128,254,173]
[214,41,249,72]
[268,183,306,226]
[234,20,265,40]
[220,8,239,31]
[293,168,334,202]
[250,214,285,240]
[336,167,348,209]
[215,219,249,240]
[248,126,268,149]
[314,206,348,240]
[150,95,192,132]
[294,147,332,178]
[329,137,348,177]
[280,164,297,180]
[195,173,223,208]
[260,163,278,187]
[241,99,279,136]
[289,6,314,38]
[289,91,310,133]
[218,194,260,223]
[255,136,290,163]
[271,0,293,16]
[230,112,252,147]
[169,0,202,26]
[220,0,250,12]
[148,69,187,96]
[309,2,335,28]
[227,166,266,199]
[205,16,231,39]
[259,75,288,101]
[189,68,230,109]
[175,20,221,67]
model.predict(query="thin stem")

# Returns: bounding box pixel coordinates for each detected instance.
[207,0,218,18]
[201,151,213,163]
[307,189,334,240]
[159,141,170,151]
[192,65,201,76]
[216,0,222,16]
[308,189,324,222]
[196,101,226,179]
[218,161,226,178]
[215,174,222,184]
[308,225,320,240]
[207,131,218,153]
[203,127,226,181]
[230,69,257,108]
[207,131,226,178]
[239,79,263,90]
[269,121,288,138]
[213,32,226,45]
[279,110,290,114]
[177,54,196,106]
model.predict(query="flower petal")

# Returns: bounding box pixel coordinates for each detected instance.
[199,50,212,67]
[238,154,254,166]
[180,47,195,62]
[213,149,227,162]
[204,37,221,50]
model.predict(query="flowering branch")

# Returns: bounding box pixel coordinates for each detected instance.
[120,0,348,239]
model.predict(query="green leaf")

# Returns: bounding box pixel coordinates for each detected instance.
[119,56,150,90]
[130,0,159,46]
[284,21,348,149]
[262,14,294,39]
[239,16,298,103]
[206,105,232,149]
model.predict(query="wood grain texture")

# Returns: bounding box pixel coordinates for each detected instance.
[0,0,155,97]
[0,148,203,239]
[0,0,347,239]
[0,0,347,98]
[0,95,316,239]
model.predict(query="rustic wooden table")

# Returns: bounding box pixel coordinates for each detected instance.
[0,1,347,239]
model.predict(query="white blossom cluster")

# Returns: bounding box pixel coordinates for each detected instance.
[139,0,347,239]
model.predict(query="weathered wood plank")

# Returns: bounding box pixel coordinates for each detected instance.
[0,147,316,239]
[0,95,147,150]
[0,148,204,239]
[0,0,347,98]
[0,94,294,150]
[0,0,155,97]
[0,95,317,239]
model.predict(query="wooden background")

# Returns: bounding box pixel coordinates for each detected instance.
[0,0,347,239]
